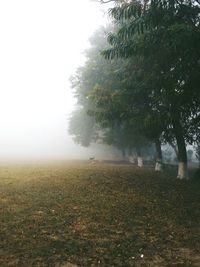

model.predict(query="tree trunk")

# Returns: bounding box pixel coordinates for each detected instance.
[128,145,133,156]
[172,115,188,179]
[177,162,188,179]
[128,145,135,163]
[136,146,143,167]
[155,139,163,172]
[196,144,200,168]
[168,141,178,158]
[121,148,126,161]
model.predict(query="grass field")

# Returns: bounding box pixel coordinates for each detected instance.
[0,161,200,267]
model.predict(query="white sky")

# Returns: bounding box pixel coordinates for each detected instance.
[0,0,109,159]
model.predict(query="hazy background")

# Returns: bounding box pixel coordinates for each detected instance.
[0,0,111,160]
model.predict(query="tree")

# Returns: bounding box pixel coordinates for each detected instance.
[69,26,153,164]
[102,0,200,178]
[195,144,200,167]
[68,108,97,147]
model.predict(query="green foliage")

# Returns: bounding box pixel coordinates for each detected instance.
[69,26,150,152]
[70,0,200,169]
[102,0,200,167]
[68,108,97,147]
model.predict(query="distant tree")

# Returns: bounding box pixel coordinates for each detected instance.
[68,108,97,147]
[70,25,168,169]
[195,144,200,167]
[70,26,151,162]
[187,149,193,162]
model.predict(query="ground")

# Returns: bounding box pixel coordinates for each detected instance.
[0,161,200,267]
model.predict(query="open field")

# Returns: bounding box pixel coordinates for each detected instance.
[0,161,200,267]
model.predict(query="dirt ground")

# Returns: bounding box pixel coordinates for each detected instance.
[0,161,200,266]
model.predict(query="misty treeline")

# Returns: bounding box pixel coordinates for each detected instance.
[69,0,200,179]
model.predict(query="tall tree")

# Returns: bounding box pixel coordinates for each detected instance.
[70,26,152,163]
[102,0,200,178]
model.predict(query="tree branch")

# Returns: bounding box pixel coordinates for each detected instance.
[100,0,115,2]
[93,0,125,4]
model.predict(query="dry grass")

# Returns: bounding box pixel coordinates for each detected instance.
[0,161,200,267]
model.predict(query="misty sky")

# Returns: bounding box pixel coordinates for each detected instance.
[0,0,108,159]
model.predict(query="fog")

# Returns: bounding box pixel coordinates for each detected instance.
[0,0,110,160]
